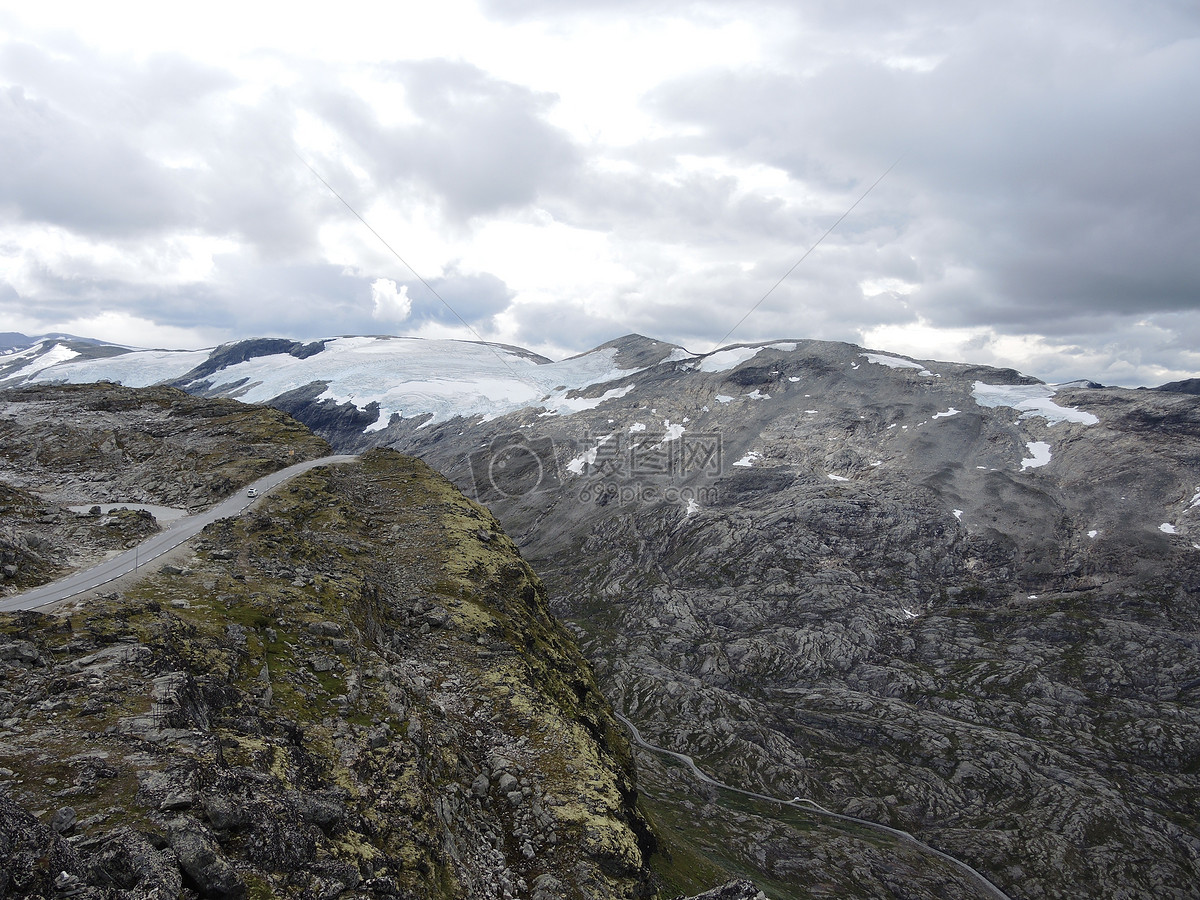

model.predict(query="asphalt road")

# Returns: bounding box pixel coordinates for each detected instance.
[0,455,357,613]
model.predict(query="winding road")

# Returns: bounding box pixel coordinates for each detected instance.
[614,711,1013,900]
[0,455,357,613]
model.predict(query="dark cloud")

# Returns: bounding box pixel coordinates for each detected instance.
[638,2,1200,356]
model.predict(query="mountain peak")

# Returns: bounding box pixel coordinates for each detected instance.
[570,333,687,369]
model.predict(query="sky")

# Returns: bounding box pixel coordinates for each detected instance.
[2,0,1198,386]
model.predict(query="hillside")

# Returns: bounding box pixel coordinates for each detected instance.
[396,337,1200,899]
[0,384,759,900]
[6,333,1200,897]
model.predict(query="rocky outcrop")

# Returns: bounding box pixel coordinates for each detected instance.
[677,883,766,900]
[0,383,330,511]
[0,446,671,899]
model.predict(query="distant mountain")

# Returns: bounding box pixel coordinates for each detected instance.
[1156,377,1200,395]
[5,332,1200,897]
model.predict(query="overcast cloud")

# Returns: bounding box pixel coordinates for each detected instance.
[1,0,1198,384]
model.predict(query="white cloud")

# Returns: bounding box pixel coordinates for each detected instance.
[54,311,220,350]
[370,278,411,322]
[0,1,1197,385]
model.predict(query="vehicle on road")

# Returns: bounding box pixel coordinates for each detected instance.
[247,488,258,498]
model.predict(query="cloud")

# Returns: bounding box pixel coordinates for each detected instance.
[404,268,514,327]
[53,310,222,351]
[0,83,191,236]
[2,2,1199,387]
[307,59,580,222]
[370,278,411,322]
[632,3,1200,370]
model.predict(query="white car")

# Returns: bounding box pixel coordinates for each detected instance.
[247,488,258,498]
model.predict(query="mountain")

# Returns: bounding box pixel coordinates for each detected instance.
[6,333,1200,898]
[0,382,768,900]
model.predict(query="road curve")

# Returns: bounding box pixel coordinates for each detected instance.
[0,455,358,613]
[614,711,1013,900]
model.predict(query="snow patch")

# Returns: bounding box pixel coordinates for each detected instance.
[861,352,935,376]
[659,421,686,444]
[685,499,700,516]
[953,509,964,520]
[629,422,646,433]
[4,342,81,380]
[932,408,960,419]
[699,342,797,373]
[972,382,1099,426]
[733,451,761,468]
[539,383,635,416]
[566,433,615,475]
[827,474,849,482]
[745,389,770,400]
[1021,441,1052,470]
[1160,523,1178,534]
[714,394,735,404]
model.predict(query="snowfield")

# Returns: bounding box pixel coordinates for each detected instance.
[972,382,1099,426]
[22,336,646,428]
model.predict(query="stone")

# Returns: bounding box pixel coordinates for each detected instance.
[50,806,77,834]
[471,774,490,797]
[169,820,246,900]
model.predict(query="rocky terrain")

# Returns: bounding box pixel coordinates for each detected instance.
[305,336,1200,899]
[0,385,765,899]
[0,383,329,596]
[6,332,1200,897]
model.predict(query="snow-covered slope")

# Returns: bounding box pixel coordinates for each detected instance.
[1,334,694,428]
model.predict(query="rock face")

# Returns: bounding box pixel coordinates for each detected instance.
[0,445,666,899]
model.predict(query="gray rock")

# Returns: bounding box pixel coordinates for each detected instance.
[169,820,246,900]
[471,773,490,797]
[50,806,77,834]
[0,796,82,898]
[682,880,767,900]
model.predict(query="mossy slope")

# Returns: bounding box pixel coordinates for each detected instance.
[0,449,660,899]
